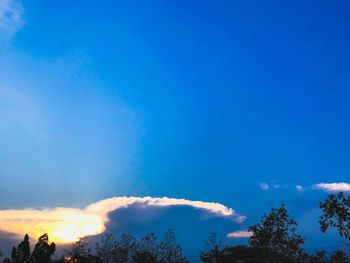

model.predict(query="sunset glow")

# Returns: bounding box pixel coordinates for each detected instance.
[0,208,104,244]
[0,196,240,243]
[43,212,104,243]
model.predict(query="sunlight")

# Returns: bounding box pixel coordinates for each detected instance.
[0,196,241,244]
[47,213,104,243]
[0,208,105,244]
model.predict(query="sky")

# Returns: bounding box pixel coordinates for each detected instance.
[0,0,350,257]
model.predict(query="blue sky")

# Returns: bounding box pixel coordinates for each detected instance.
[0,0,350,255]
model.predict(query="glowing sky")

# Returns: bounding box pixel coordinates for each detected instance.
[0,0,350,253]
[0,196,244,244]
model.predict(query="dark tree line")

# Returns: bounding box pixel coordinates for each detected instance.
[1,192,350,263]
[1,229,188,263]
[200,192,350,263]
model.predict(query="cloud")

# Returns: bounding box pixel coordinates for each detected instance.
[295,185,304,192]
[0,0,24,37]
[226,230,253,238]
[314,182,350,192]
[0,208,103,244]
[259,182,269,191]
[0,196,245,244]
[85,196,245,221]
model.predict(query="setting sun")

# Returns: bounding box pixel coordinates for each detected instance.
[44,213,104,243]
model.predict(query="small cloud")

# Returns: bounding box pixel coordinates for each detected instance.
[227,230,253,238]
[260,182,269,191]
[295,185,304,192]
[0,0,24,38]
[273,184,280,189]
[314,182,350,192]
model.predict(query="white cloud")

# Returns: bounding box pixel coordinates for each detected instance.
[0,196,245,243]
[85,196,245,220]
[314,182,350,192]
[295,185,304,192]
[0,0,23,37]
[259,182,269,191]
[227,230,253,238]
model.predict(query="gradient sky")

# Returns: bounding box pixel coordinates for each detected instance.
[1,0,350,256]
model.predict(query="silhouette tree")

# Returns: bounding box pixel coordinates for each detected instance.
[159,229,188,263]
[320,192,350,246]
[133,233,159,263]
[11,234,30,263]
[95,233,116,263]
[248,204,305,262]
[11,247,17,263]
[66,236,91,262]
[200,233,223,263]
[30,234,55,263]
[329,250,349,263]
[113,234,137,263]
[308,250,327,263]
[218,245,281,262]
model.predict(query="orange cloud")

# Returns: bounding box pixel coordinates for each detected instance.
[0,208,104,244]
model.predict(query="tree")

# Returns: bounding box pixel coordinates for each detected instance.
[248,204,305,262]
[12,247,18,263]
[200,233,224,263]
[329,250,349,263]
[219,245,281,262]
[159,229,188,263]
[11,234,31,263]
[95,233,116,263]
[308,250,327,263]
[66,236,91,262]
[134,233,159,263]
[319,192,350,246]
[30,233,56,263]
[112,234,137,263]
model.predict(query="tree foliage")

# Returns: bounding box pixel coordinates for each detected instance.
[308,250,327,263]
[11,234,30,263]
[329,250,349,263]
[9,234,55,263]
[133,233,159,263]
[248,204,305,262]
[67,237,91,260]
[319,192,350,245]
[159,229,188,263]
[95,233,116,263]
[112,234,137,263]
[31,234,56,263]
[95,229,188,263]
[200,233,224,263]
